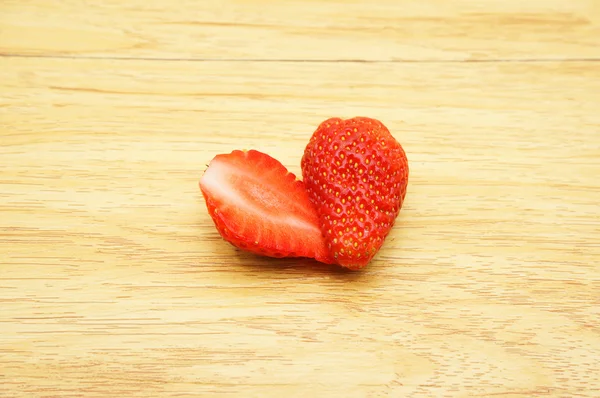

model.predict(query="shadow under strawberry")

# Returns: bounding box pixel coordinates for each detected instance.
[230,250,369,280]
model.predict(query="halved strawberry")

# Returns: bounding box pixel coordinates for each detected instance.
[199,149,332,263]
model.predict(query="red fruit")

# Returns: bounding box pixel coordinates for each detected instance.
[301,117,409,269]
[199,149,332,263]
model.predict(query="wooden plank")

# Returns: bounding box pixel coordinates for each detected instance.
[1,0,599,60]
[1,57,599,397]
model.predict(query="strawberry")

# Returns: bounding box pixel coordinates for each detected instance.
[199,149,332,263]
[301,117,409,269]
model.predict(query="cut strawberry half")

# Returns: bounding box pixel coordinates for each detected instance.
[199,149,332,263]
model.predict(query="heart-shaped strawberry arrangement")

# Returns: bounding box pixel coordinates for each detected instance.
[199,117,409,270]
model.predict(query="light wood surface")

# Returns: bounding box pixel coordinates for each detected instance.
[2,0,600,60]
[1,1,599,397]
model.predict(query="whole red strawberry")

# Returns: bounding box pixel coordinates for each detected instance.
[301,117,409,269]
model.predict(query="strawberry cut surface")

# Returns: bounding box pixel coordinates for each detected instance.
[199,149,332,263]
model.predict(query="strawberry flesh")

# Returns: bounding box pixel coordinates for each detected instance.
[199,149,332,263]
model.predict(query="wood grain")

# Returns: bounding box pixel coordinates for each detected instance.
[1,57,599,397]
[1,0,599,60]
[1,0,600,397]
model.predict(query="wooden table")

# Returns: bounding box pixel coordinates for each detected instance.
[1,1,599,396]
